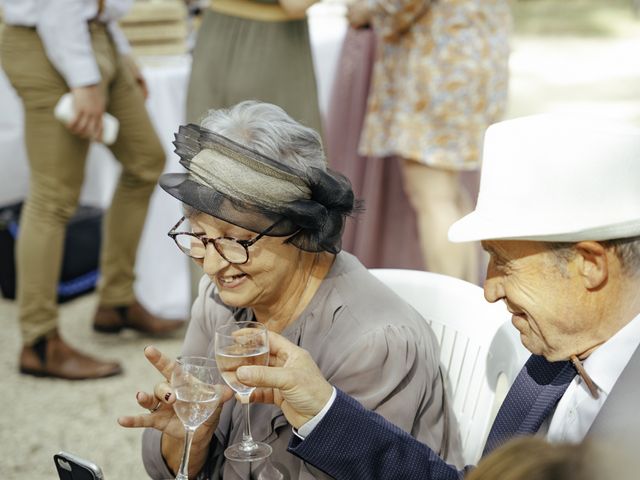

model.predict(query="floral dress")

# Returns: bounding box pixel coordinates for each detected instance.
[359,0,512,170]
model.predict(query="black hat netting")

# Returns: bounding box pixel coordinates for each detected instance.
[159,124,357,254]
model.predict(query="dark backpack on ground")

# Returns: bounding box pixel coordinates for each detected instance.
[0,202,102,303]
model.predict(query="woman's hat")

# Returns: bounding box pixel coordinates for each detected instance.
[448,114,640,242]
[160,124,356,254]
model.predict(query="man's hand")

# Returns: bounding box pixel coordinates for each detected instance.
[237,332,333,429]
[69,84,105,141]
[122,54,149,99]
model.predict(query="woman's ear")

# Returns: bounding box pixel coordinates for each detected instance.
[574,241,609,290]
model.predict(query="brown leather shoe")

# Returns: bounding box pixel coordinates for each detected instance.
[19,333,122,380]
[93,300,184,335]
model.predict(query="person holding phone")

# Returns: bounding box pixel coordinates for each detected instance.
[1,0,184,380]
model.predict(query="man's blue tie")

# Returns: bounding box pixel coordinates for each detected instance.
[482,355,577,456]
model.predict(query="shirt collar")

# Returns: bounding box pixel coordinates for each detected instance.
[582,312,640,396]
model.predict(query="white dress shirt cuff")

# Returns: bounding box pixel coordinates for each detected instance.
[293,387,337,440]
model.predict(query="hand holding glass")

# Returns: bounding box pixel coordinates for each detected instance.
[214,321,272,461]
[171,356,223,480]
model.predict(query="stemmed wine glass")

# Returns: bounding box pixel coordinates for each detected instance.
[214,321,272,462]
[171,356,224,480]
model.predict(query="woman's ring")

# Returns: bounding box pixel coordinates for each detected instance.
[148,401,162,413]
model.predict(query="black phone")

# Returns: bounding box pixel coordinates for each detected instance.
[54,451,104,480]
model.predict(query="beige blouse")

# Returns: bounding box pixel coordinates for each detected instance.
[142,252,463,479]
[359,0,512,170]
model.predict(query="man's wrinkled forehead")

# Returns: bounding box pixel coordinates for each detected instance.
[481,239,548,263]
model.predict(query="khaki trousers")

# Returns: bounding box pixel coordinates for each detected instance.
[1,25,165,345]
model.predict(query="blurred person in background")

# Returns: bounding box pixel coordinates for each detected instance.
[346,0,511,282]
[466,437,589,480]
[467,437,639,480]
[0,0,183,380]
[186,0,323,133]
[232,114,640,479]
[325,5,424,270]
[118,101,463,479]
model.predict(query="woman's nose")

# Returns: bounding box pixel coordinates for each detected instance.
[202,243,228,275]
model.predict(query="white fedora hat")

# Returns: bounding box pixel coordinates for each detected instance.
[448,114,640,242]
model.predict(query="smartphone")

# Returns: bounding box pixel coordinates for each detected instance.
[54,451,104,480]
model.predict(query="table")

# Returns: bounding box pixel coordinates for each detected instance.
[0,8,348,317]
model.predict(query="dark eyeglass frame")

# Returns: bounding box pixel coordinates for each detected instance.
[168,216,281,265]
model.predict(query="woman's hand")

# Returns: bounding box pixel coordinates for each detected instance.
[347,0,372,29]
[279,0,317,19]
[118,346,232,475]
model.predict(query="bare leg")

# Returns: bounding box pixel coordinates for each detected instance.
[401,158,477,282]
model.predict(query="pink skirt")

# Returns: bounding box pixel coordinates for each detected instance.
[326,27,425,270]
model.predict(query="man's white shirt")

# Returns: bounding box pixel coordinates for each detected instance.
[1,0,133,87]
[545,312,640,442]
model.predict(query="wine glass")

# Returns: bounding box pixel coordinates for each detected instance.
[171,356,224,480]
[214,321,272,462]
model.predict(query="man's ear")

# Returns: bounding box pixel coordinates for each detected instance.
[574,241,609,290]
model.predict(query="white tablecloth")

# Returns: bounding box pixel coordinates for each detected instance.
[0,8,347,317]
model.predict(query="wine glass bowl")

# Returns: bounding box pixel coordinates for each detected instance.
[171,356,223,480]
[214,321,272,462]
[215,336,269,396]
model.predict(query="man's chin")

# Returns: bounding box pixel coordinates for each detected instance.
[518,333,544,357]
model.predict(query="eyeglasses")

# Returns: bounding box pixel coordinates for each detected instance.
[168,216,280,265]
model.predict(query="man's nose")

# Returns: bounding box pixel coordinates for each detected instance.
[483,268,504,304]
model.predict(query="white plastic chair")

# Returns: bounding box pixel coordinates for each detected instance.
[370,269,529,465]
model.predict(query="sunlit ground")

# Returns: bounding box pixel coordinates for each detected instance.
[513,0,640,37]
[508,0,640,125]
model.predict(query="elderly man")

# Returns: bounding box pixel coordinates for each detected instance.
[222,114,640,479]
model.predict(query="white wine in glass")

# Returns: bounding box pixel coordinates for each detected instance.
[214,321,272,462]
[171,356,223,480]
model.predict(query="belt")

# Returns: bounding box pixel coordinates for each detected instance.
[209,0,305,21]
[3,19,107,30]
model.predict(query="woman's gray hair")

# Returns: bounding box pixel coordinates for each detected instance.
[549,236,640,277]
[199,100,327,172]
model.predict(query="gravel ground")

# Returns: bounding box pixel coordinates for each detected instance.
[0,294,184,480]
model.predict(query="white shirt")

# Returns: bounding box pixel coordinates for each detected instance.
[301,314,640,445]
[545,312,640,443]
[1,0,133,87]
[294,387,337,439]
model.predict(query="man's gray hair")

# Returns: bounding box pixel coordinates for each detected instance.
[199,100,327,172]
[549,236,640,277]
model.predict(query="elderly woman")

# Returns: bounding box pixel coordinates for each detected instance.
[119,101,462,479]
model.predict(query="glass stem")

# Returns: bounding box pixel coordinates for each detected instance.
[176,427,195,480]
[240,396,256,451]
